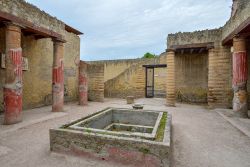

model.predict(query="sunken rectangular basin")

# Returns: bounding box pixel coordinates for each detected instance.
[50,108,171,167]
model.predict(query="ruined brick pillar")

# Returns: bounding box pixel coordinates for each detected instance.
[232,37,248,118]
[79,61,88,106]
[52,39,64,112]
[3,23,23,125]
[135,67,145,98]
[166,50,176,106]
[208,48,216,107]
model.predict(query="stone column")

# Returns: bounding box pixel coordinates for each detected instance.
[232,37,248,118]
[52,39,64,112]
[79,61,88,106]
[166,50,176,106]
[3,23,23,125]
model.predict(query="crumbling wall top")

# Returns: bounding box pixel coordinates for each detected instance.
[167,28,222,49]
[0,0,65,34]
[222,0,250,41]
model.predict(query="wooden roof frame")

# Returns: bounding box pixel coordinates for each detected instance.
[169,42,214,51]
[65,24,83,35]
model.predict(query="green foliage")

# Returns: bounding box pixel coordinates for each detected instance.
[143,52,156,58]
[155,112,167,142]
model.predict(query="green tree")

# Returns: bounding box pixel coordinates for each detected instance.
[143,52,156,58]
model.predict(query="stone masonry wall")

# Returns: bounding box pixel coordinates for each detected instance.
[167,29,222,48]
[208,46,232,108]
[87,63,104,102]
[175,52,208,103]
[88,59,142,82]
[0,0,65,34]
[222,0,250,41]
[94,52,207,101]
[104,57,163,98]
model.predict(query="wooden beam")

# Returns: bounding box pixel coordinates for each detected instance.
[170,42,214,50]
[199,48,204,53]
[190,49,194,54]
[65,24,83,35]
[181,49,184,54]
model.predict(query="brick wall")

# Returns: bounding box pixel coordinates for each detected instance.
[208,46,232,108]
[87,63,104,102]
[103,56,165,99]
[87,59,142,82]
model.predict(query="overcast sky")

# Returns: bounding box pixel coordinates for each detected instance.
[25,0,232,61]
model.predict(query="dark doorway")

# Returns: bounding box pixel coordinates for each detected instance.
[143,64,167,98]
[146,68,154,98]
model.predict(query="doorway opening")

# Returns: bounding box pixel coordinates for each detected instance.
[143,64,167,98]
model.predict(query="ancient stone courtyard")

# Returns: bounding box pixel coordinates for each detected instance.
[1,0,250,166]
[0,98,250,167]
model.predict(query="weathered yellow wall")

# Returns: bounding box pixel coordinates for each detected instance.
[208,46,232,108]
[64,31,80,102]
[88,59,141,82]
[22,36,53,109]
[175,52,208,103]
[21,31,80,109]
[154,55,167,97]
[154,67,167,97]
[104,55,166,98]
[104,62,146,98]
[102,52,209,103]
[87,64,104,102]
[0,0,80,112]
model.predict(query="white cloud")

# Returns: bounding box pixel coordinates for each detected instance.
[26,0,232,60]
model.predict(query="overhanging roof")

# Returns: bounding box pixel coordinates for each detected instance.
[65,24,83,35]
[0,11,83,41]
[223,17,250,45]
[0,11,65,41]
[167,42,214,54]
[169,42,214,50]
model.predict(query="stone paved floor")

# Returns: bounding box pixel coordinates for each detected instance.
[0,98,250,167]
